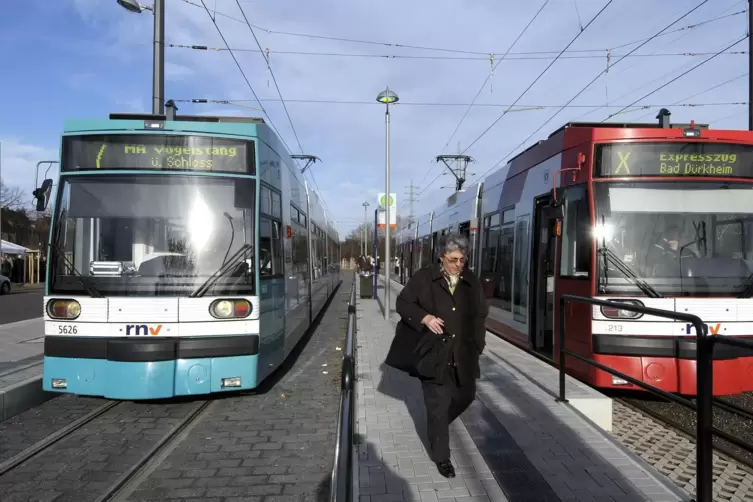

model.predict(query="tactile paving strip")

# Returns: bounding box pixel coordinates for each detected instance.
[612,400,753,501]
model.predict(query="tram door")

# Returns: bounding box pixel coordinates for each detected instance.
[530,196,557,357]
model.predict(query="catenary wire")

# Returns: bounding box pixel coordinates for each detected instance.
[458,0,615,156]
[177,0,744,58]
[234,0,304,154]
[466,0,713,186]
[168,44,747,61]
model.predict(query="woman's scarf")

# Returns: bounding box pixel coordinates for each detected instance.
[440,264,460,294]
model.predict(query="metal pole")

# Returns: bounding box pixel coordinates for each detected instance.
[153,0,165,115]
[750,0,753,130]
[384,104,391,320]
[373,209,378,299]
[695,323,714,502]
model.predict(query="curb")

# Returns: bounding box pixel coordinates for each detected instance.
[0,375,56,421]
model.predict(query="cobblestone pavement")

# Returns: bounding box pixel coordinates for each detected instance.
[0,394,105,464]
[127,275,352,501]
[0,399,204,502]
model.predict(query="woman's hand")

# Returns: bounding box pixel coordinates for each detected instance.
[421,315,445,334]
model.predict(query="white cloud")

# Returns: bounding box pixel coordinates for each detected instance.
[64,0,750,236]
[0,138,60,209]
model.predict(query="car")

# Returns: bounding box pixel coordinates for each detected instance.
[0,274,10,295]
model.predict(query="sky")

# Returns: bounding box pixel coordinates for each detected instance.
[0,0,750,237]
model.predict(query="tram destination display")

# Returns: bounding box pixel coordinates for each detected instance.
[62,134,254,174]
[595,142,753,179]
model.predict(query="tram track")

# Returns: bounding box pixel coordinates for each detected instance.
[0,397,213,501]
[95,399,214,502]
[0,400,121,477]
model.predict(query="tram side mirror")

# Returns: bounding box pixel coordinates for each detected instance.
[33,179,53,212]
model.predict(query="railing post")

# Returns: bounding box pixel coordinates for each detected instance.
[695,321,713,502]
[557,296,568,403]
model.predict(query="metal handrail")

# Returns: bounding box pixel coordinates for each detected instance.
[558,295,717,501]
[330,276,357,502]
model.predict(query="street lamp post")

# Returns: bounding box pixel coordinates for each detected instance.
[116,0,165,115]
[376,87,398,320]
[362,201,370,255]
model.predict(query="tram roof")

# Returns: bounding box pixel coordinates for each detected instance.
[548,121,709,139]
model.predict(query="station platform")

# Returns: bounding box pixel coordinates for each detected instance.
[0,317,50,421]
[353,277,690,502]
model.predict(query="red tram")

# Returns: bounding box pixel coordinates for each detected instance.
[396,112,753,396]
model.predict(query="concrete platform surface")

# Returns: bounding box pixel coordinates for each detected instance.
[0,317,51,421]
[352,277,690,502]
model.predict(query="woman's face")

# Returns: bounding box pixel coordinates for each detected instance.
[442,249,465,276]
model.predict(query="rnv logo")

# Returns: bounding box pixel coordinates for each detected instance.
[125,324,163,336]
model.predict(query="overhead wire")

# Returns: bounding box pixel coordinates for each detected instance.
[413,0,550,195]
[196,0,293,155]
[458,0,615,156]
[178,0,743,58]
[233,0,304,154]
[469,0,713,184]
[168,43,747,61]
[173,98,747,109]
[601,35,748,121]
[632,71,748,122]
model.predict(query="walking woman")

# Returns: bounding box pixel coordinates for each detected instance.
[387,233,488,478]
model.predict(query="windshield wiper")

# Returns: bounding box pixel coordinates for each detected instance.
[599,246,662,298]
[188,244,253,298]
[50,208,103,298]
[50,237,104,298]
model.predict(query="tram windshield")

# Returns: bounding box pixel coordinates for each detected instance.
[592,181,753,297]
[49,175,256,297]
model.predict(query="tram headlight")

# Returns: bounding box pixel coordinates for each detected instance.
[47,299,82,320]
[600,300,644,320]
[209,299,252,319]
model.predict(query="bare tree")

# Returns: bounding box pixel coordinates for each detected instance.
[0,179,24,209]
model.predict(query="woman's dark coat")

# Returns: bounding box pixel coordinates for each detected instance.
[385,264,488,385]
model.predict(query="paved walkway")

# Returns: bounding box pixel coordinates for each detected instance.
[354,278,689,502]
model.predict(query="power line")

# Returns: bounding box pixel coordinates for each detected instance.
[458,0,615,156]
[602,35,749,121]
[172,98,746,109]
[438,1,549,157]
[177,0,743,58]
[168,43,747,61]
[470,0,714,184]
[234,0,303,154]
[196,0,293,155]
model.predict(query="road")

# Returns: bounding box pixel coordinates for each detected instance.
[0,288,43,325]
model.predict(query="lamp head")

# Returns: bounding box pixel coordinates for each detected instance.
[376,88,399,104]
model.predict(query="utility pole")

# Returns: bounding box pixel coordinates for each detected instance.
[405,180,419,227]
[362,201,370,255]
[436,155,474,192]
[749,0,752,130]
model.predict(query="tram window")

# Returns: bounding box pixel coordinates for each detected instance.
[496,222,515,312]
[259,216,283,277]
[513,214,530,323]
[559,185,590,277]
[291,205,299,223]
[272,192,282,219]
[292,222,308,275]
[260,186,271,216]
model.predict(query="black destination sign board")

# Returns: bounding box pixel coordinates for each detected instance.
[595,142,753,179]
[62,134,254,174]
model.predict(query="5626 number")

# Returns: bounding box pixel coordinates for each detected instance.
[58,325,78,335]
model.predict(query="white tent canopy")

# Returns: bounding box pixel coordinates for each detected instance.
[1,239,30,255]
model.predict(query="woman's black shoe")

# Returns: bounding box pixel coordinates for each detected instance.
[436,460,455,478]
